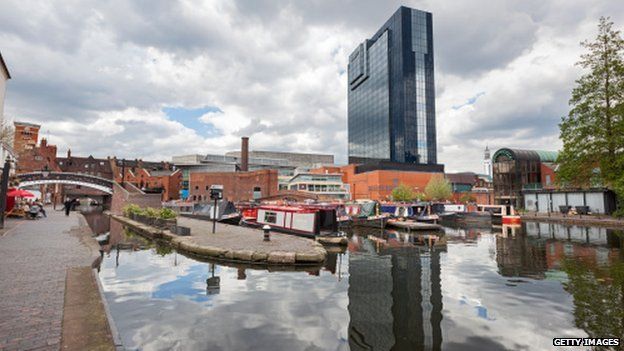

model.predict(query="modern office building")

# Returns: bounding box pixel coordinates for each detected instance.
[492,148,558,207]
[348,6,437,165]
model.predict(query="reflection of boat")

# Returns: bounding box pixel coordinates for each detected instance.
[352,215,388,228]
[439,211,492,227]
[241,205,342,238]
[386,219,441,231]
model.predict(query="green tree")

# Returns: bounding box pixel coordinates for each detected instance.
[425,177,452,201]
[391,183,415,202]
[558,17,624,188]
[459,193,476,204]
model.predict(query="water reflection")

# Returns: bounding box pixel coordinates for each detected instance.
[94,217,624,351]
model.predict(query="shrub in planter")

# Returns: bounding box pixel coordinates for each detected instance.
[159,208,177,220]
[122,204,142,217]
[143,207,160,218]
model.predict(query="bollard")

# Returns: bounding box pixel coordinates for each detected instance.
[263,225,271,241]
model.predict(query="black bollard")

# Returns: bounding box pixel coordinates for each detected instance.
[263,225,271,241]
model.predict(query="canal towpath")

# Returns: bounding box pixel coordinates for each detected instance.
[0,209,116,351]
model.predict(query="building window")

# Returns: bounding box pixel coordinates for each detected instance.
[195,185,199,190]
[264,211,277,224]
[206,185,209,190]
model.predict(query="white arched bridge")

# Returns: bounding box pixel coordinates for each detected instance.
[16,172,114,194]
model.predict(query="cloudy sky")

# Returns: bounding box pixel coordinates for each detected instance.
[1,0,623,172]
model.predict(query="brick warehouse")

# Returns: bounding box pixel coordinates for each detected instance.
[189,169,278,202]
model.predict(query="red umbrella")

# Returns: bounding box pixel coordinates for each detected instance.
[7,189,36,198]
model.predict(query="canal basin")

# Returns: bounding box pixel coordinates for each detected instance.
[91,214,624,350]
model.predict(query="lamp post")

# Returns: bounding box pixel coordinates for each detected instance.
[41,164,50,178]
[0,156,12,229]
[41,165,50,203]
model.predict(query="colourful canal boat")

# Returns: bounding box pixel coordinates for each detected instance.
[241,205,342,237]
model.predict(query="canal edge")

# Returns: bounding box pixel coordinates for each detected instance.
[109,213,328,266]
[92,267,124,350]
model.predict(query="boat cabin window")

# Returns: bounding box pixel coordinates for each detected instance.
[264,211,277,224]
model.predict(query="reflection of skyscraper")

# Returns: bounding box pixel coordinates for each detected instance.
[348,243,444,350]
[348,249,395,350]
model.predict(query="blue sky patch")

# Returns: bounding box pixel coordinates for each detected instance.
[453,92,486,110]
[163,106,222,136]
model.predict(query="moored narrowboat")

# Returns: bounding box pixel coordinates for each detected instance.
[241,205,342,237]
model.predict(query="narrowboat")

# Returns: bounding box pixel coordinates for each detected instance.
[386,218,442,231]
[241,205,343,238]
[477,204,521,225]
[182,200,242,225]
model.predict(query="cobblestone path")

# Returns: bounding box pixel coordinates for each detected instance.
[0,210,94,351]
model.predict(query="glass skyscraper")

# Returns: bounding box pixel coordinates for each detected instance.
[348,6,437,165]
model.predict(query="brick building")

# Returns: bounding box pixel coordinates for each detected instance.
[312,165,443,201]
[189,169,278,202]
[111,158,180,201]
[14,138,61,174]
[13,121,40,156]
[445,172,494,204]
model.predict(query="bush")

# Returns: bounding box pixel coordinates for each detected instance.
[159,208,177,220]
[122,204,142,217]
[143,207,160,218]
[391,184,416,202]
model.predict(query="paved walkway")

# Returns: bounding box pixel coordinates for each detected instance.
[0,210,95,351]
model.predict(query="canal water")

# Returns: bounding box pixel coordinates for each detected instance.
[88,215,624,351]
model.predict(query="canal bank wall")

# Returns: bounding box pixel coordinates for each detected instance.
[522,212,624,229]
[109,214,327,265]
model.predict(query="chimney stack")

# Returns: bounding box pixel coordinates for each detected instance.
[241,136,249,172]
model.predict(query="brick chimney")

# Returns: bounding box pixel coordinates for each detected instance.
[241,136,249,172]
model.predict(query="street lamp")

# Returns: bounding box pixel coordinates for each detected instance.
[41,164,50,178]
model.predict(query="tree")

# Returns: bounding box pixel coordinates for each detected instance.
[391,183,415,202]
[558,17,624,188]
[425,177,452,201]
[459,193,476,204]
[0,119,14,150]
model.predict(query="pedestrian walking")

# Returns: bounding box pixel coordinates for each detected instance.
[63,198,72,216]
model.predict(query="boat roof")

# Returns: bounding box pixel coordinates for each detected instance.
[258,205,317,213]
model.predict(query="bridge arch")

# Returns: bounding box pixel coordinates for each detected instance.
[16,172,114,194]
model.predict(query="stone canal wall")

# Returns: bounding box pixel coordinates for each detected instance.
[109,214,327,265]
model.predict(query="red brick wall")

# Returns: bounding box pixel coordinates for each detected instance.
[338,166,442,201]
[541,163,557,189]
[189,170,278,202]
[110,182,162,215]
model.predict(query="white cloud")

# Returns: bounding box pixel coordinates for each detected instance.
[1,0,623,170]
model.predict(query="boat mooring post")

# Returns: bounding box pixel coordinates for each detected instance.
[263,225,271,241]
[212,197,218,234]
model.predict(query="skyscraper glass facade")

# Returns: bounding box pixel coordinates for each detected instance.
[348,6,437,165]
